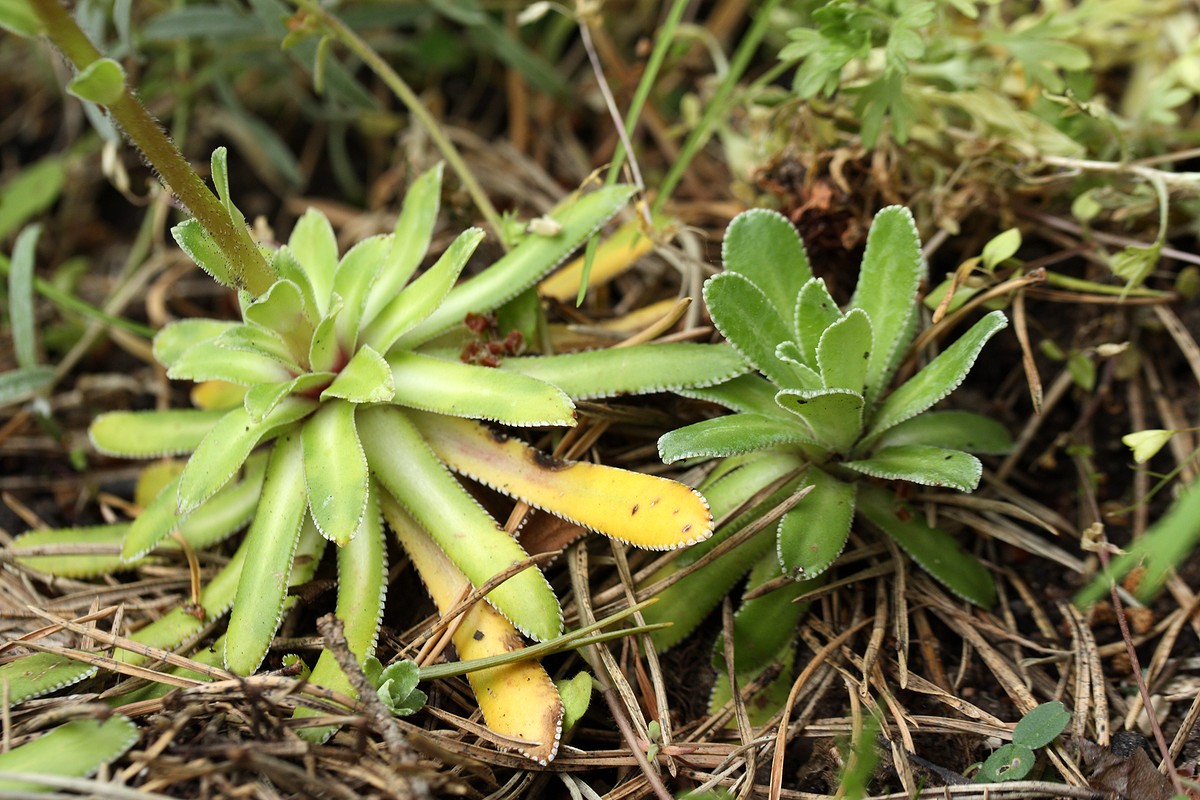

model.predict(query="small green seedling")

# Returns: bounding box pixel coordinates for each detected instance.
[363,657,427,717]
[645,206,1011,711]
[974,701,1070,782]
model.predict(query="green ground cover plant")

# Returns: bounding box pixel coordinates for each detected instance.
[3,0,1200,797]
[644,204,1011,714]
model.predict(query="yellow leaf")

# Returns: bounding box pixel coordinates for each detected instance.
[413,413,713,550]
[382,494,563,764]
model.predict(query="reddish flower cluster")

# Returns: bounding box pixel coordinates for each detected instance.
[460,312,525,368]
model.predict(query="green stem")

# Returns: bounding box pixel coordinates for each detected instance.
[29,0,275,296]
[653,0,782,216]
[291,0,504,245]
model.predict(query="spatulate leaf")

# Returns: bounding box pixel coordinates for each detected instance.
[402,185,635,346]
[858,483,995,607]
[704,272,806,390]
[866,310,1008,441]
[775,388,864,452]
[843,445,982,492]
[850,206,923,403]
[501,342,749,400]
[176,397,315,514]
[388,351,575,427]
[224,432,309,675]
[777,469,855,578]
[658,413,817,463]
[90,409,226,458]
[817,308,873,393]
[303,399,369,545]
[362,227,484,354]
[721,209,812,326]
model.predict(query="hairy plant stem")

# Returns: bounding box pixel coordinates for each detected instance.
[290,0,504,245]
[29,0,275,296]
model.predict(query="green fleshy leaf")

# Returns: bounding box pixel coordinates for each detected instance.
[721,209,812,327]
[113,519,331,668]
[177,397,315,514]
[303,400,368,545]
[858,483,995,607]
[244,280,315,363]
[501,342,750,401]
[871,410,1012,455]
[777,469,855,578]
[774,341,823,388]
[709,633,796,726]
[362,162,444,326]
[90,408,226,458]
[1109,241,1161,293]
[981,227,1021,271]
[388,351,575,427]
[213,324,301,371]
[676,374,793,418]
[775,388,864,452]
[121,454,266,561]
[10,224,40,370]
[865,310,1008,442]
[645,454,807,652]
[817,307,873,393]
[116,543,249,664]
[272,246,320,327]
[166,338,294,385]
[0,653,96,705]
[975,744,1036,783]
[244,373,332,422]
[0,716,138,793]
[296,486,388,742]
[67,58,126,105]
[322,345,394,403]
[210,147,247,230]
[287,209,339,318]
[556,672,593,732]
[14,523,128,577]
[704,272,806,390]
[308,295,344,374]
[850,206,923,404]
[171,218,235,288]
[225,433,309,675]
[374,659,426,716]
[402,185,636,346]
[332,234,391,351]
[1013,701,1070,748]
[658,413,816,463]
[360,406,562,641]
[844,445,982,492]
[361,227,484,354]
[795,278,842,367]
[153,319,237,368]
